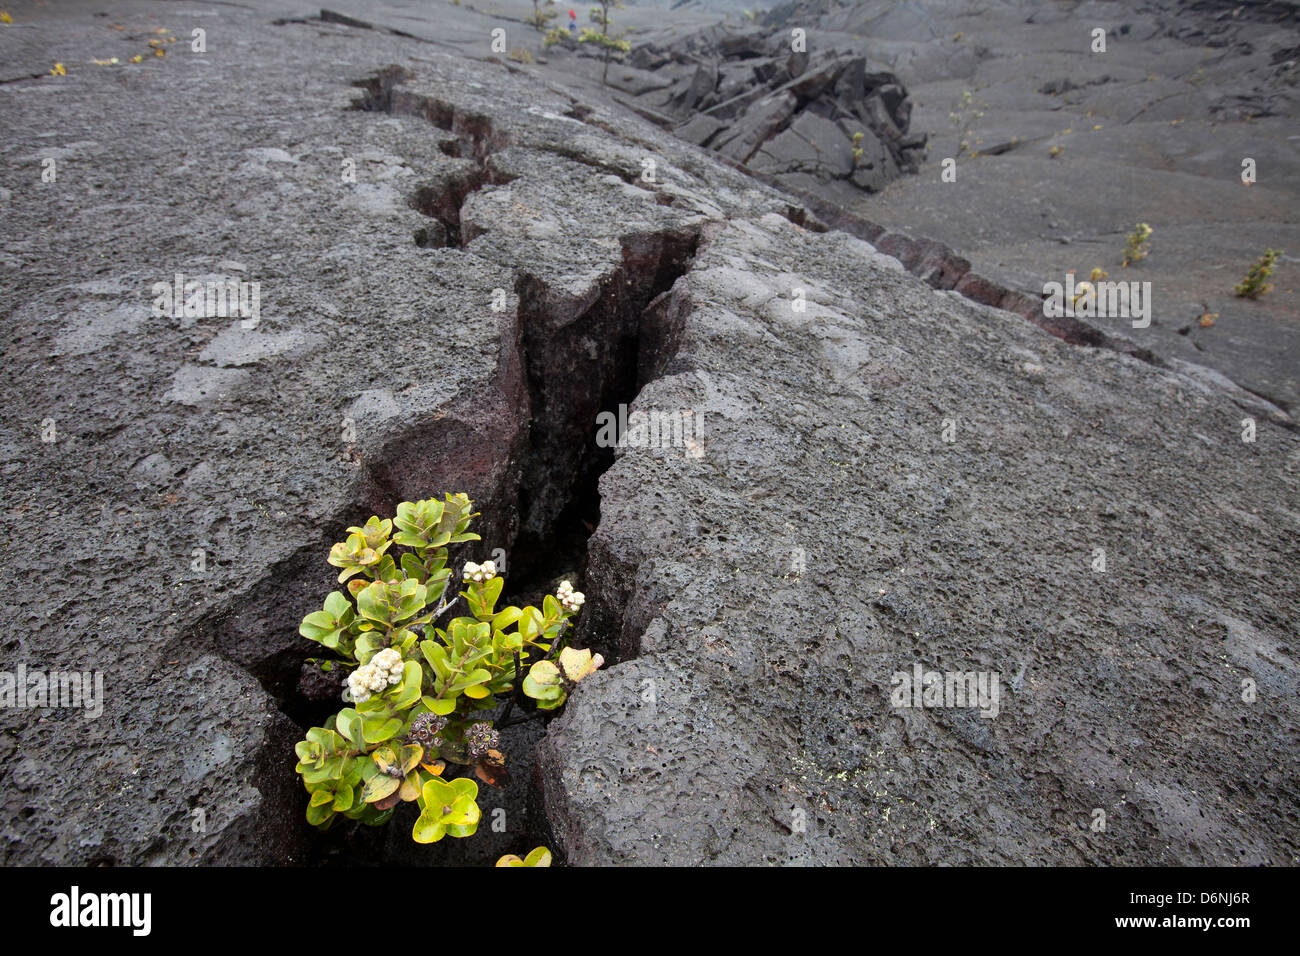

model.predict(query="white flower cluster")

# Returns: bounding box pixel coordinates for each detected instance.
[463,560,497,583]
[347,647,404,703]
[556,580,585,614]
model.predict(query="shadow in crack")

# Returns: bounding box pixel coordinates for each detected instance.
[169,68,705,864]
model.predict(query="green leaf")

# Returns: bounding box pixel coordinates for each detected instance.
[476,576,504,617]
[324,591,352,618]
[519,606,543,642]
[422,777,457,808]
[449,667,492,694]
[421,640,451,678]
[523,660,560,694]
[412,810,447,844]
[444,796,480,827]
[523,846,553,867]
[372,747,399,775]
[375,554,398,582]
[399,744,424,777]
[425,696,457,716]
[356,580,398,625]
[306,801,335,827]
[362,716,403,743]
[450,777,479,802]
[355,632,383,663]
[335,708,364,749]
[492,607,522,630]
[392,660,424,710]
[558,647,604,683]
[301,755,345,785]
[332,783,355,812]
[361,773,400,804]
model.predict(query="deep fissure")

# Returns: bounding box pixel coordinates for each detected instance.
[171,68,705,864]
[351,66,515,250]
[298,228,701,865]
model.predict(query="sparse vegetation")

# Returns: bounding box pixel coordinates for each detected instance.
[580,0,632,84]
[1235,249,1282,299]
[1123,222,1152,267]
[528,0,557,31]
[949,90,986,156]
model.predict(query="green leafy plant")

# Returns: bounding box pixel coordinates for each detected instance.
[543,27,570,48]
[1235,248,1282,299]
[293,493,603,846]
[851,130,865,165]
[496,845,553,867]
[580,0,631,84]
[1123,222,1152,267]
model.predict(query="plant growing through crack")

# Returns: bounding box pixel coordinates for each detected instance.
[580,0,632,84]
[851,131,865,165]
[1235,249,1282,299]
[293,493,603,846]
[1123,222,1152,267]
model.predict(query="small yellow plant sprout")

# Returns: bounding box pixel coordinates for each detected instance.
[496,846,553,866]
[1235,249,1282,300]
[1123,223,1152,267]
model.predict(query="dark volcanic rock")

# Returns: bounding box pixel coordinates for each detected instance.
[535,213,1299,866]
[1,0,1296,870]
[627,24,925,194]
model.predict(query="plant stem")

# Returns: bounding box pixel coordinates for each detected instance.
[497,651,524,726]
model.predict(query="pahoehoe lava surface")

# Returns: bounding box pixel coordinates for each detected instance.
[0,2,1296,867]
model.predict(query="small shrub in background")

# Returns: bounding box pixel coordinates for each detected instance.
[1123,222,1152,267]
[1235,249,1282,299]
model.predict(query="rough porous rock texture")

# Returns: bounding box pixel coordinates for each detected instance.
[762,0,1300,412]
[2,2,1297,866]
[0,5,793,865]
[539,213,1300,865]
[617,24,926,199]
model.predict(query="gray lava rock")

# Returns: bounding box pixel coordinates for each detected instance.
[627,24,925,194]
[1,1,1296,871]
